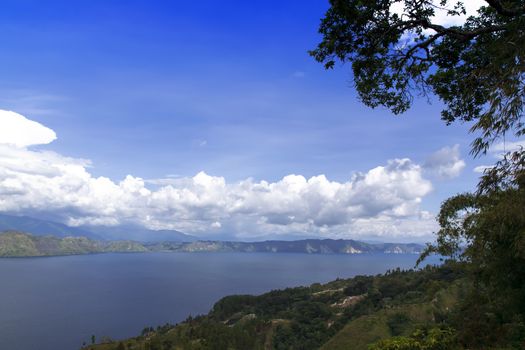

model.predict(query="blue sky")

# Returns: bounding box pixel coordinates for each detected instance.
[0,0,499,241]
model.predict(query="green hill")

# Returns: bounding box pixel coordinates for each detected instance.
[82,263,465,350]
[0,231,147,257]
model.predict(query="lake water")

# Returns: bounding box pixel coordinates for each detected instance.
[0,252,438,350]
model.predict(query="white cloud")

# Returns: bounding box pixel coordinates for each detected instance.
[430,0,485,27]
[491,139,525,153]
[473,165,494,173]
[145,178,180,186]
[0,112,440,241]
[391,1,485,35]
[0,110,57,147]
[424,144,465,179]
[191,139,207,147]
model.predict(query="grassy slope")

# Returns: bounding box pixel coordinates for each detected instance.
[83,265,464,350]
[321,304,433,350]
[322,280,461,350]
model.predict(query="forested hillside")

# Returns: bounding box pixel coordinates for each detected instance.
[83,263,466,350]
[0,231,147,257]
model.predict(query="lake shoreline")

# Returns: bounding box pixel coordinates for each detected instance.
[0,252,437,350]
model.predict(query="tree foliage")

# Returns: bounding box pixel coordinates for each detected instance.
[85,264,465,350]
[369,327,459,350]
[418,151,525,347]
[312,1,525,347]
[310,0,525,155]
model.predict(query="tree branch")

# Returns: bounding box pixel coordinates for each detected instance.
[400,33,443,62]
[391,18,507,41]
[421,20,507,40]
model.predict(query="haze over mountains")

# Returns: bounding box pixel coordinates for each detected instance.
[0,213,197,242]
[81,224,197,242]
[0,213,425,257]
[0,213,102,240]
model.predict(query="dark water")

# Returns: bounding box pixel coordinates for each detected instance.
[0,252,438,350]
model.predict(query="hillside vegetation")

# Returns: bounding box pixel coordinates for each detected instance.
[83,263,466,350]
[0,231,147,257]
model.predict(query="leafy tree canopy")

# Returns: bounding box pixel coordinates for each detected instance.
[369,327,459,350]
[420,152,525,332]
[310,0,525,155]
[312,2,525,346]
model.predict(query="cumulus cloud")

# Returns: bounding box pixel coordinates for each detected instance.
[424,144,465,179]
[0,112,440,240]
[0,110,57,147]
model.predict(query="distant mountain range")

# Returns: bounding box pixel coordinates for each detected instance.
[81,224,198,242]
[148,239,423,255]
[0,213,197,242]
[0,231,148,257]
[0,231,424,258]
[0,213,425,257]
[0,214,102,240]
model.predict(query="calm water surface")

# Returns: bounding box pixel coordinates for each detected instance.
[0,252,438,350]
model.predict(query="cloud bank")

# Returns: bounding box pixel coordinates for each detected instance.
[0,111,465,241]
[424,144,465,179]
[0,110,57,147]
